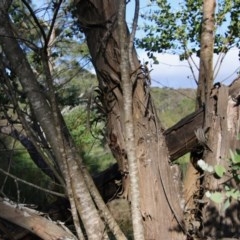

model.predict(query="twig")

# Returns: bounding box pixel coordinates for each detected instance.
[14,179,20,205]
[0,168,65,198]
[128,0,139,71]
[183,45,198,85]
[22,0,47,44]
[46,0,63,46]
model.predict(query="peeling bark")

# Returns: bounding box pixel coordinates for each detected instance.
[200,84,240,239]
[74,0,185,238]
[184,0,216,236]
[0,197,77,240]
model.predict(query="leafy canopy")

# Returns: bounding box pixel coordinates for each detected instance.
[137,0,240,62]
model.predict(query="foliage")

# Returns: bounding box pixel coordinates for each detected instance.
[0,137,53,207]
[198,149,240,210]
[151,87,196,128]
[63,106,114,174]
[61,85,197,174]
[137,0,240,62]
[0,0,101,208]
[57,70,97,107]
[9,0,92,89]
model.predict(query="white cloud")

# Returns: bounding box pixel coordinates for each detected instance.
[137,48,240,89]
[213,48,240,84]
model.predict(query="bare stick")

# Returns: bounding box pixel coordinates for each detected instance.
[0,168,65,198]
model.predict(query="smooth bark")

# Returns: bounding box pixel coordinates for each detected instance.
[0,3,108,239]
[118,0,145,238]
[196,0,216,108]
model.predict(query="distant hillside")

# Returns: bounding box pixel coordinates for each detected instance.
[151,87,196,129]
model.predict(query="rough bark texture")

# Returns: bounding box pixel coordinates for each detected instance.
[200,82,240,239]
[189,0,240,238]
[0,197,77,240]
[196,0,216,108]
[0,107,204,204]
[164,107,204,161]
[183,0,217,237]
[74,0,185,239]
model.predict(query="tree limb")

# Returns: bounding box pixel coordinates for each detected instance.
[0,168,65,198]
[0,197,77,240]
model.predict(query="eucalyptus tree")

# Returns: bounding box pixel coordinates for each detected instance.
[138,0,240,82]
[0,0,125,239]
[0,0,240,239]
[0,0,185,239]
[74,0,185,239]
[138,0,240,238]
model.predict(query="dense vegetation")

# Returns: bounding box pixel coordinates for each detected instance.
[0,83,195,203]
[151,87,195,128]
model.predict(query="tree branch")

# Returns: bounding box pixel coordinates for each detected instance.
[0,197,77,240]
[118,0,145,239]
[45,0,63,46]
[22,0,47,44]
[0,168,65,198]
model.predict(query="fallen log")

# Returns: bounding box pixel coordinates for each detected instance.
[164,107,204,161]
[0,197,77,240]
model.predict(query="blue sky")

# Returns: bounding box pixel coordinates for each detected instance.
[126,1,240,88]
[148,49,239,88]
[33,0,240,89]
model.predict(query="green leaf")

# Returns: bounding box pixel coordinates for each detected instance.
[225,185,230,191]
[230,149,236,162]
[234,154,240,164]
[206,191,224,203]
[230,150,240,164]
[209,192,224,204]
[226,188,240,200]
[223,198,231,211]
[214,165,226,178]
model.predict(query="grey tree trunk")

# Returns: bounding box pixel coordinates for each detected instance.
[0,2,108,239]
[118,0,145,239]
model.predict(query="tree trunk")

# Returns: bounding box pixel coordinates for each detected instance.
[118,0,145,238]
[74,0,185,238]
[0,104,205,205]
[200,82,240,239]
[0,2,109,239]
[183,0,216,236]
[196,0,216,109]
[183,0,240,238]
[0,197,77,240]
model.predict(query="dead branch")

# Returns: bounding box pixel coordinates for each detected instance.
[0,197,77,240]
[0,168,65,198]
